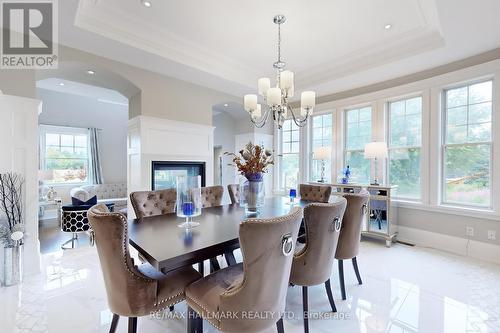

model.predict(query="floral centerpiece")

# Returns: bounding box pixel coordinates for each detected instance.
[0,172,25,286]
[226,142,274,212]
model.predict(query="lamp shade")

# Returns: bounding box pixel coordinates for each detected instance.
[364,142,388,159]
[313,146,331,160]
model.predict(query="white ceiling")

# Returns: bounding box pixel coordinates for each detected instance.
[58,0,500,101]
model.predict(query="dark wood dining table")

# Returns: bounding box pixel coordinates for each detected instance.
[128,196,341,274]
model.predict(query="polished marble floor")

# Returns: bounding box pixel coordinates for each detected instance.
[1,240,500,333]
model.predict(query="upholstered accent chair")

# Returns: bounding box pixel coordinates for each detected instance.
[88,204,201,333]
[335,192,369,300]
[299,184,332,203]
[200,185,224,208]
[185,207,303,333]
[129,189,177,219]
[290,199,347,333]
[227,184,240,205]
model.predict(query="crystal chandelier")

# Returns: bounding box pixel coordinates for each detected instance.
[243,15,316,130]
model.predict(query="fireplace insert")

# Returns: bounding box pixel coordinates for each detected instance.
[151,161,206,190]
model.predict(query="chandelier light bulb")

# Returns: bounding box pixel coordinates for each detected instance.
[258,78,271,96]
[301,91,316,109]
[267,87,282,106]
[244,94,257,112]
[280,70,294,89]
[252,104,262,119]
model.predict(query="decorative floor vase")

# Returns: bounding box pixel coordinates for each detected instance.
[1,244,23,287]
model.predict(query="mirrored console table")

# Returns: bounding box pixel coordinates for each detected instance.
[310,182,398,247]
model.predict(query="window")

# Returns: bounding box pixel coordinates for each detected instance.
[280,119,300,190]
[344,106,372,183]
[310,114,333,182]
[40,126,91,184]
[443,80,492,207]
[388,97,422,199]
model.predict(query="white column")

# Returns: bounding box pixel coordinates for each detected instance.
[0,93,41,276]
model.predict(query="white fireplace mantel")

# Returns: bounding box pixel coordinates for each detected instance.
[127,116,215,218]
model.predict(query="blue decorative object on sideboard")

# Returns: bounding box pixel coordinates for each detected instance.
[341,165,351,184]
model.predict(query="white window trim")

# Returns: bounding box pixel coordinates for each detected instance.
[343,104,375,184]
[39,124,92,186]
[440,79,494,210]
[386,94,424,201]
[308,111,334,183]
[273,60,500,219]
[275,119,301,193]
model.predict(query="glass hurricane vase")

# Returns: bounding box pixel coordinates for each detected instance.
[176,175,202,229]
[239,173,265,214]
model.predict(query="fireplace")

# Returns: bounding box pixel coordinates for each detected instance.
[151,161,206,190]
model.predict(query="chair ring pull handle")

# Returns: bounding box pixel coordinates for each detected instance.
[281,233,294,257]
[362,204,368,215]
[331,217,342,232]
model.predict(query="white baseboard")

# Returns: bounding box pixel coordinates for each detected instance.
[398,226,500,265]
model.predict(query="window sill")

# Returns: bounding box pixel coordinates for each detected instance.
[392,200,500,221]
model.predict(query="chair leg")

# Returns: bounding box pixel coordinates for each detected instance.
[338,260,346,300]
[61,233,78,250]
[128,317,137,333]
[197,261,204,276]
[210,257,221,273]
[302,286,309,333]
[276,317,285,333]
[224,251,237,266]
[109,314,119,333]
[187,306,203,333]
[352,257,363,285]
[324,279,337,312]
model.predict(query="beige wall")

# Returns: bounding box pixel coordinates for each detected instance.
[0,69,36,98]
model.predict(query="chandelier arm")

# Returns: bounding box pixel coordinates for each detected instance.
[249,106,272,128]
[288,105,309,127]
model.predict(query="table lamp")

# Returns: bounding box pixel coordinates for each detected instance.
[313,146,331,183]
[364,142,388,185]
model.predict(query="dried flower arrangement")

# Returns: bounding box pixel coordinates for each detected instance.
[0,172,25,247]
[225,142,274,181]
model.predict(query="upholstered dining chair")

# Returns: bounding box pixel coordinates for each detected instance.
[227,184,239,205]
[87,204,201,333]
[129,188,178,282]
[290,199,347,333]
[335,192,369,300]
[299,184,332,203]
[297,184,333,244]
[185,207,303,333]
[199,185,227,272]
[129,188,177,218]
[200,185,224,208]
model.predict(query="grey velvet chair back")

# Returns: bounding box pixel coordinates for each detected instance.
[227,184,240,204]
[129,189,177,218]
[299,184,332,202]
[335,193,369,260]
[218,207,303,332]
[88,204,156,317]
[200,185,224,208]
[290,199,347,286]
